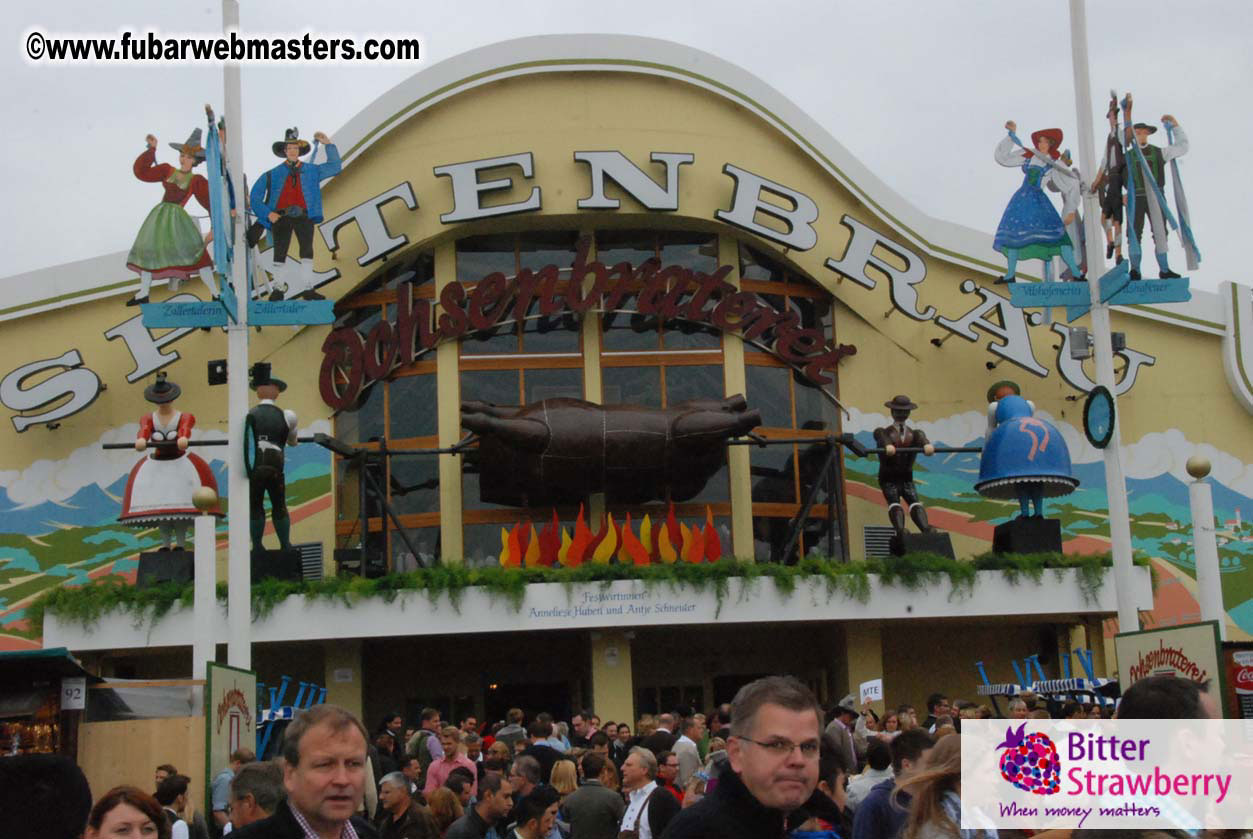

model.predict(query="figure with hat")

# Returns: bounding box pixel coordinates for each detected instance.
[249,128,340,302]
[1090,95,1128,266]
[975,381,1078,520]
[1123,94,1189,280]
[873,395,937,544]
[246,363,299,552]
[119,372,221,549]
[992,121,1086,284]
[126,130,221,306]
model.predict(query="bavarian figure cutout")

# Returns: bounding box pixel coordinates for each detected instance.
[873,396,938,553]
[246,363,298,552]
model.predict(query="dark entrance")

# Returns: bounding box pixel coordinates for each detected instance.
[712,673,771,706]
[485,681,573,726]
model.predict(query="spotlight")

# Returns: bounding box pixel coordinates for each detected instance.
[208,359,227,386]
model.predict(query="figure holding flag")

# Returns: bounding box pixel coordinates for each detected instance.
[992,121,1086,284]
[1123,98,1190,280]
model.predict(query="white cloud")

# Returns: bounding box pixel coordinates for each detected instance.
[0,418,331,509]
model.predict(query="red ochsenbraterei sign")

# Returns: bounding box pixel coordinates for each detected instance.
[319,237,856,412]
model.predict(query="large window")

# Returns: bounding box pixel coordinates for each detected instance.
[740,244,846,562]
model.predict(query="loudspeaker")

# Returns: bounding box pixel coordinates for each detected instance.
[992,518,1063,555]
[250,549,303,582]
[890,530,956,559]
[136,551,193,589]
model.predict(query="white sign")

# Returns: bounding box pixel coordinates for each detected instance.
[60,676,86,710]
[962,719,1252,830]
[859,678,883,704]
[333,668,355,683]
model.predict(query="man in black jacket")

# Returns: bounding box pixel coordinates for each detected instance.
[660,676,825,839]
[232,704,378,839]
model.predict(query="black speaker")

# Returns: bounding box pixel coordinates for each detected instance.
[251,549,303,582]
[136,551,194,589]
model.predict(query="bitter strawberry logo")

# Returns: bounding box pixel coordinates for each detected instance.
[997,723,1060,795]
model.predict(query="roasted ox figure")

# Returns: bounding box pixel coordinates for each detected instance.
[461,396,762,506]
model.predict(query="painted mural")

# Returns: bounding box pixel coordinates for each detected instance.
[0,421,332,650]
[843,407,1253,639]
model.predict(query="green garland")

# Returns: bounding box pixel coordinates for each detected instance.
[28,552,1149,635]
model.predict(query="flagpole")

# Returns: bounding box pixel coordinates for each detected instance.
[1068,0,1140,635]
[223,0,252,669]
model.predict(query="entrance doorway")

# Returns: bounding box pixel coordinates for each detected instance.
[484,681,573,725]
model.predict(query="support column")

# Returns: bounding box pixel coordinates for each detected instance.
[589,631,635,728]
[1085,617,1109,677]
[324,639,364,720]
[718,235,753,560]
[434,242,464,562]
[843,623,884,716]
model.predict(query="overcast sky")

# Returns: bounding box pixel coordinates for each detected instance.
[3,0,1249,292]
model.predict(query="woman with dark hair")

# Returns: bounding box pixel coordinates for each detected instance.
[86,786,171,839]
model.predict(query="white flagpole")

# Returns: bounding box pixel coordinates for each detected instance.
[1069,0,1140,634]
[223,0,251,669]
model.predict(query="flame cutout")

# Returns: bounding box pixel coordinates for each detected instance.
[685,520,706,563]
[499,527,512,567]
[665,502,681,549]
[639,514,654,563]
[658,519,678,563]
[678,520,694,562]
[566,504,592,567]
[703,506,722,562]
[558,526,572,565]
[537,510,560,566]
[504,521,524,567]
[523,523,540,567]
[616,513,632,565]
[621,513,651,565]
[592,513,619,564]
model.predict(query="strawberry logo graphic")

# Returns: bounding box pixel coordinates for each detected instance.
[996,723,1060,795]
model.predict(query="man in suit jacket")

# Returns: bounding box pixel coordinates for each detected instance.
[640,713,676,756]
[232,704,378,839]
[561,753,625,839]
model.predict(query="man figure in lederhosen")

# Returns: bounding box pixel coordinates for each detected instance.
[249,127,340,301]
[873,395,936,544]
[247,363,298,551]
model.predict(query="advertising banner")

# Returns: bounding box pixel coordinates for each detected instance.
[204,662,256,811]
[1114,621,1223,692]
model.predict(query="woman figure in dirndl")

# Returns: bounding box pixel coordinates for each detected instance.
[125,128,220,305]
[975,381,1079,519]
[993,121,1086,284]
[118,373,221,549]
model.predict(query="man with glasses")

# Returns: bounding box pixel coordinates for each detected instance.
[659,675,828,839]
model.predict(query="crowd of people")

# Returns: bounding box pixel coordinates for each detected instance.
[0,673,1232,839]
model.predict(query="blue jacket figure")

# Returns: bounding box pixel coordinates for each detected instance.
[249,127,340,301]
[975,381,1078,519]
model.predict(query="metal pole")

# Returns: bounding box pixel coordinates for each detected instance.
[1188,459,1226,640]
[223,0,251,668]
[193,512,216,681]
[1069,0,1139,633]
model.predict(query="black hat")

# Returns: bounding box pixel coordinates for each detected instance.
[169,128,206,163]
[273,127,311,158]
[884,395,918,411]
[1132,122,1157,135]
[250,362,287,392]
[144,372,181,404]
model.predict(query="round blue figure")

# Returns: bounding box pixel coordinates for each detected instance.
[976,390,1078,519]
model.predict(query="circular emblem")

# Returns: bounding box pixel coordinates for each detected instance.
[1083,386,1115,449]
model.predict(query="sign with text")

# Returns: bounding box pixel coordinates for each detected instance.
[859,678,883,704]
[60,676,86,710]
[204,662,256,815]
[1115,621,1223,695]
[961,719,1253,830]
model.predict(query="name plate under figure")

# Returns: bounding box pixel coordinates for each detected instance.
[136,550,194,589]
[992,517,1064,555]
[251,548,303,582]
[1007,261,1190,321]
[891,530,956,559]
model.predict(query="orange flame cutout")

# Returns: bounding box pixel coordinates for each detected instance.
[523,523,541,567]
[639,514,655,563]
[703,506,722,562]
[503,521,525,567]
[685,520,706,563]
[499,527,512,567]
[657,519,678,563]
[678,520,693,562]
[665,502,681,549]
[558,527,572,565]
[621,513,651,565]
[566,504,592,567]
[592,513,619,564]
[537,510,560,566]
